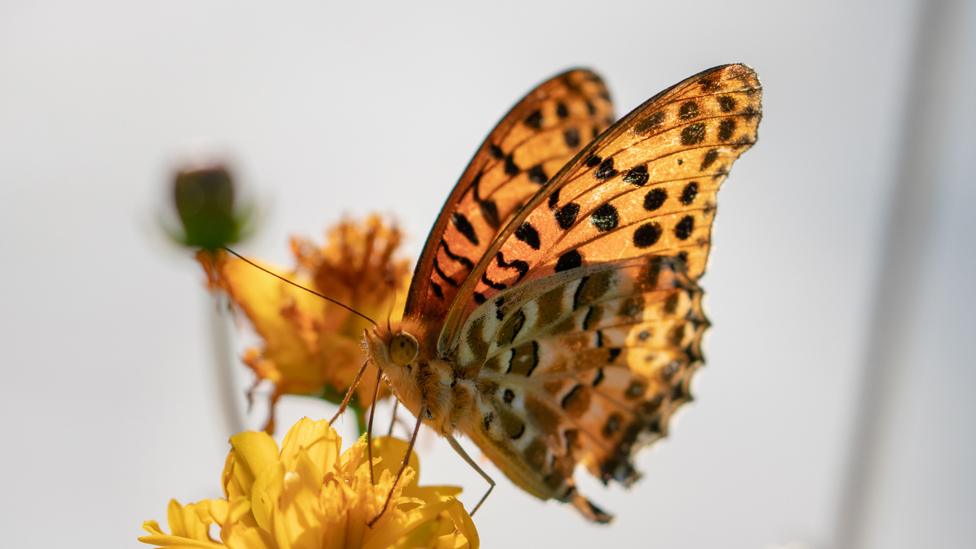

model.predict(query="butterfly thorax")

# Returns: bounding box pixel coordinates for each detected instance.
[364,322,481,436]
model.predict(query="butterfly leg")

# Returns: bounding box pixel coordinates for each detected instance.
[327,359,370,425]
[368,405,424,527]
[446,435,495,517]
[365,365,384,485]
[387,399,399,437]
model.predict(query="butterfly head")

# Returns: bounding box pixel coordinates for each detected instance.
[363,324,420,369]
[388,331,419,366]
[363,323,427,413]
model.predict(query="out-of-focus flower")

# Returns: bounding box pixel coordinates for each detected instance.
[169,164,254,251]
[140,418,478,549]
[198,215,410,432]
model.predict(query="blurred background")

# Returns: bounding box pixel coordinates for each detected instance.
[1,0,973,547]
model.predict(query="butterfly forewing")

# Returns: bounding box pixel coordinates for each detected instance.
[403,69,615,335]
[442,64,761,343]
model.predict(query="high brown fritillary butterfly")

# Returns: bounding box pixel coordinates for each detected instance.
[339,64,760,523]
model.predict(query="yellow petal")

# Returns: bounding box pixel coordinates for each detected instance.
[138,500,223,548]
[443,498,479,549]
[279,417,341,476]
[368,436,420,485]
[221,513,276,549]
[250,461,285,533]
[224,431,279,499]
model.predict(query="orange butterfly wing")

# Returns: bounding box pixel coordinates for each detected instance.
[457,256,706,520]
[440,63,762,345]
[442,64,762,519]
[403,69,614,344]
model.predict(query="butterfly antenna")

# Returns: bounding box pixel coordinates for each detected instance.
[221,246,377,326]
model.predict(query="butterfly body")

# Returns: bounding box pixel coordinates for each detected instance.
[365,324,480,438]
[364,64,762,522]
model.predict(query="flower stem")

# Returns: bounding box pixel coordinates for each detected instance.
[208,294,245,436]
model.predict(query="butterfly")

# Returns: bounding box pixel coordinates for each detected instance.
[313,64,761,524]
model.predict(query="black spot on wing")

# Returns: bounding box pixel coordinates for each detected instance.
[555,203,580,230]
[451,212,479,245]
[563,128,581,148]
[504,154,520,176]
[548,188,561,209]
[674,216,694,240]
[594,158,618,180]
[556,101,569,119]
[699,76,720,92]
[634,111,665,135]
[633,222,662,248]
[681,123,706,145]
[515,222,541,250]
[700,149,719,170]
[440,239,474,270]
[479,199,500,229]
[718,95,737,112]
[590,203,619,232]
[555,250,583,272]
[718,119,736,141]
[470,172,500,230]
[496,251,529,282]
[679,101,699,120]
[432,259,459,287]
[481,271,507,291]
[623,165,648,187]
[643,188,667,211]
[592,368,604,386]
[527,164,548,184]
[680,182,699,205]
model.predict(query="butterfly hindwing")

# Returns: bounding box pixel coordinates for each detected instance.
[457,256,706,519]
[403,69,615,336]
[441,64,761,344]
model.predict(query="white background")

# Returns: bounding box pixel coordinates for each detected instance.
[1,1,973,547]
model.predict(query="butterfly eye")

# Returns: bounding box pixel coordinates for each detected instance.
[388,332,419,367]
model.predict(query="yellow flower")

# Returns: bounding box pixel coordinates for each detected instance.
[140,418,479,549]
[199,215,411,432]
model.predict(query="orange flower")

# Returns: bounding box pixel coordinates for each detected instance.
[200,215,411,432]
